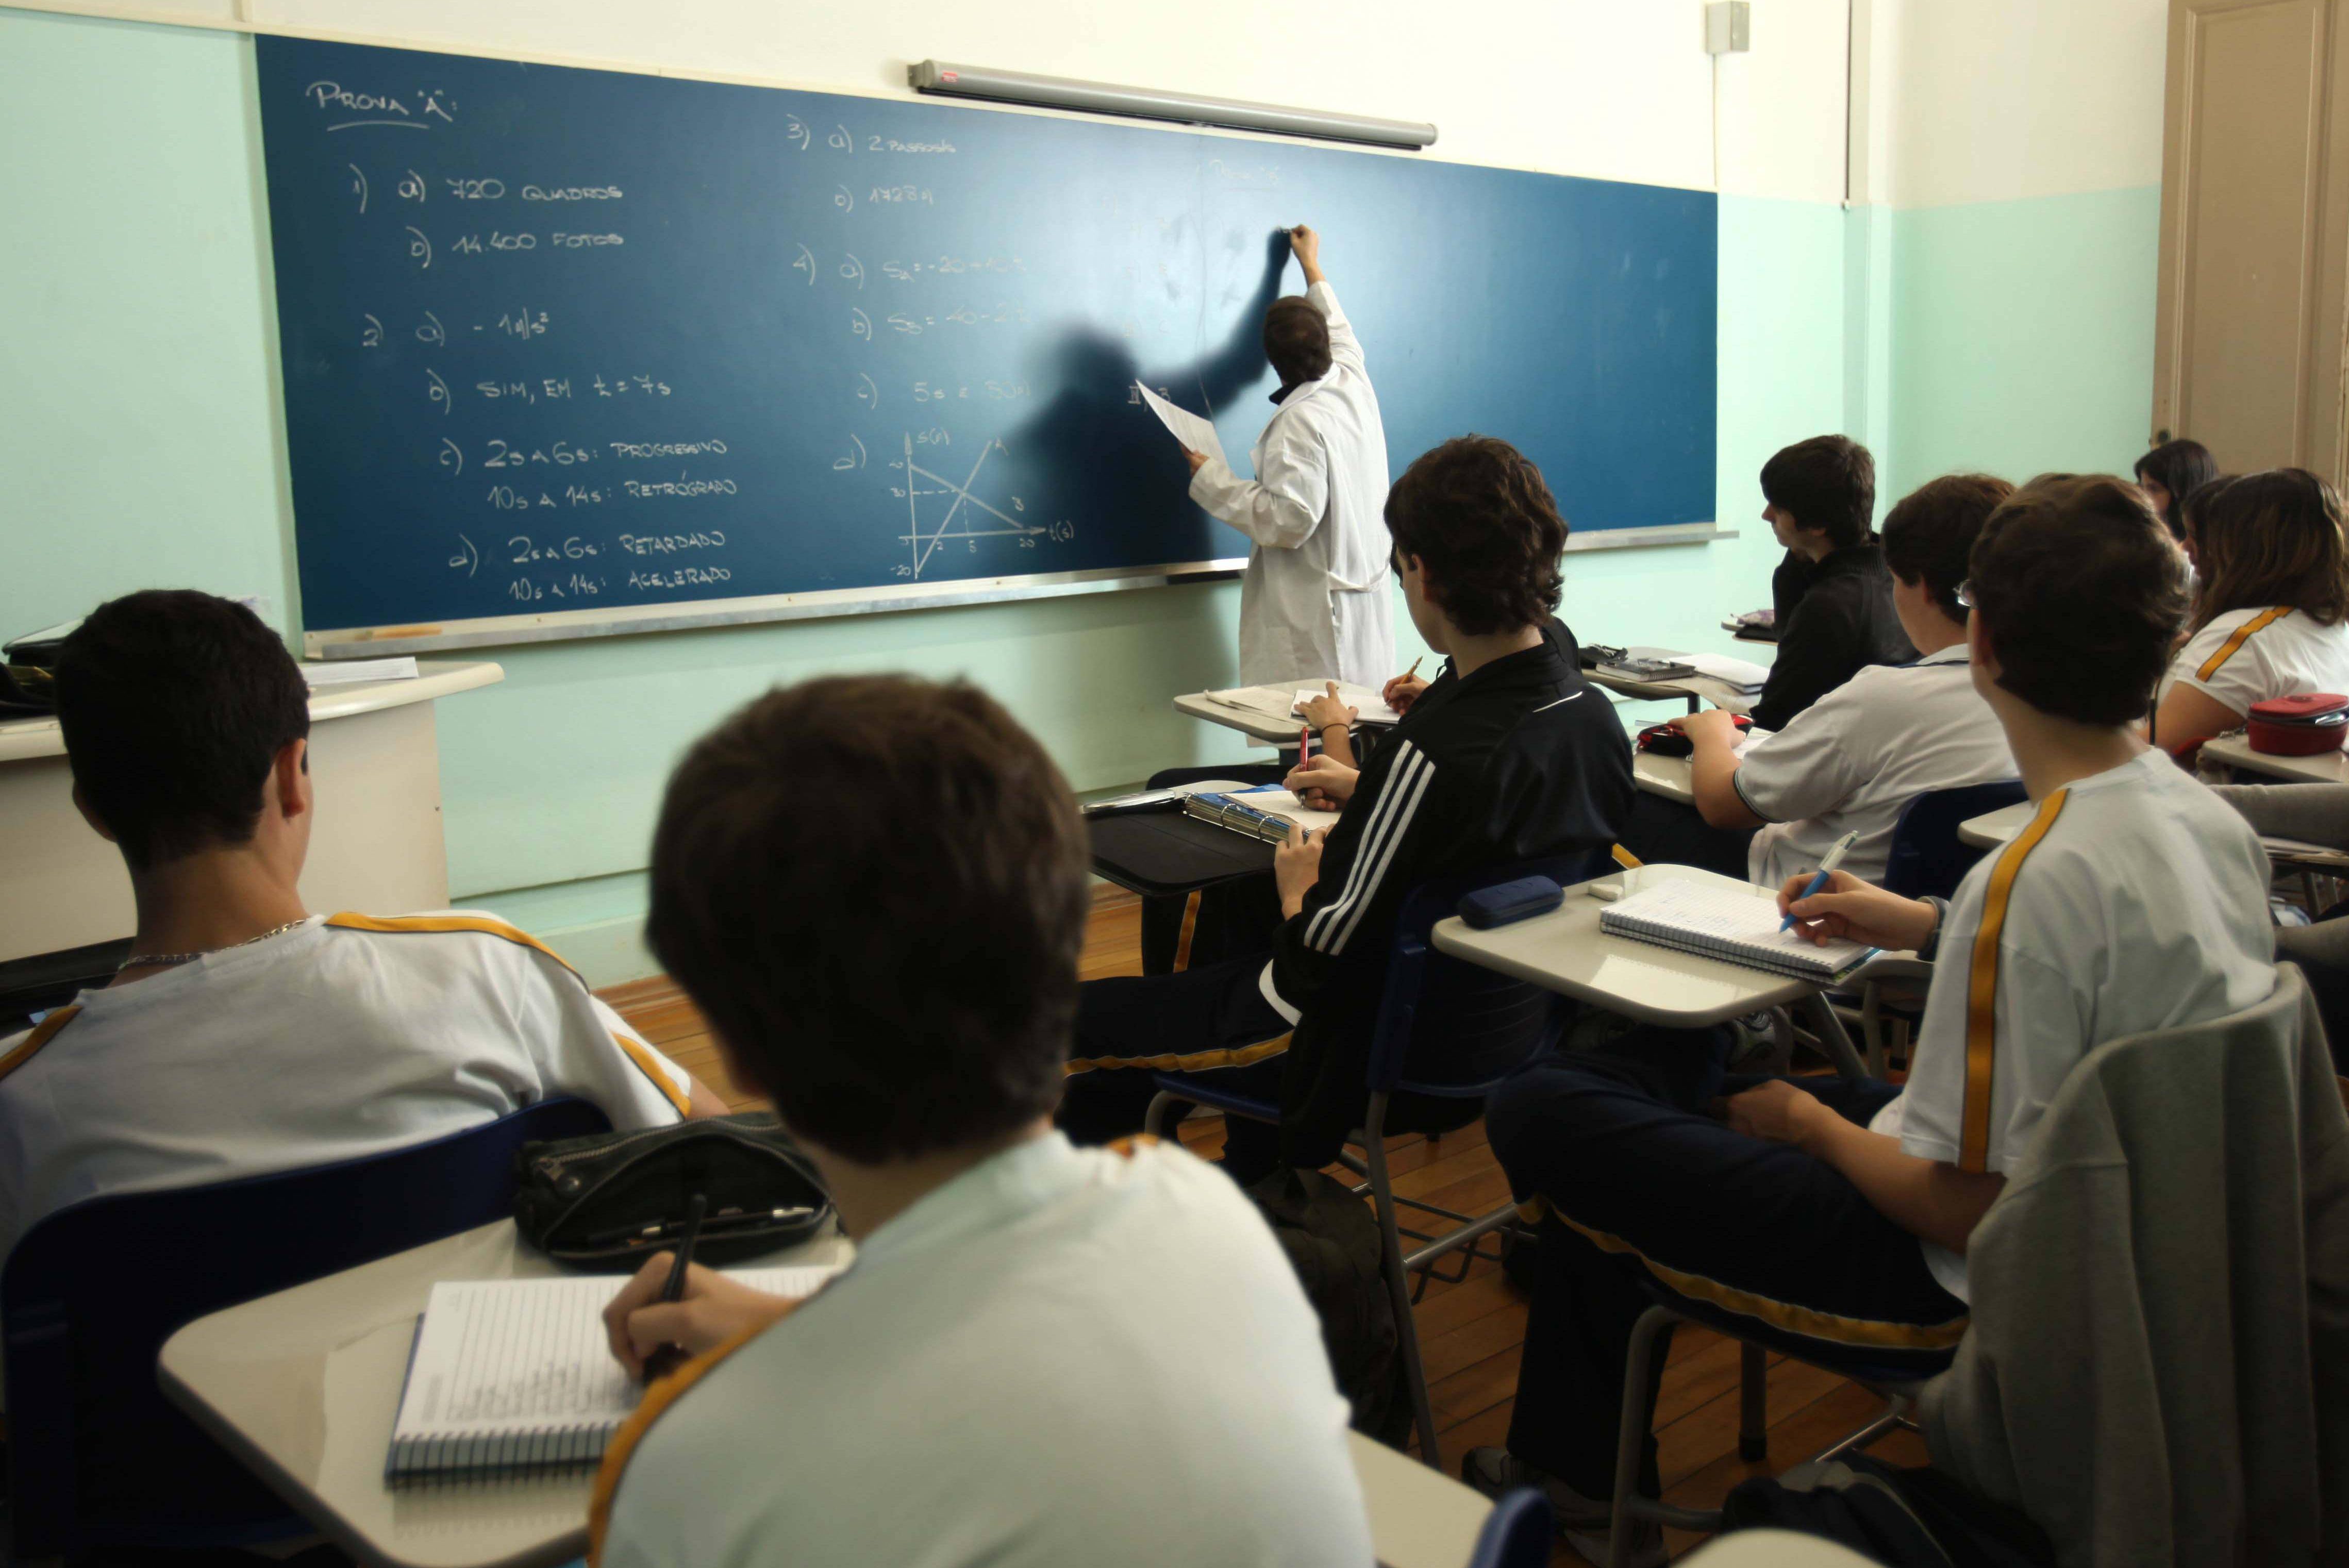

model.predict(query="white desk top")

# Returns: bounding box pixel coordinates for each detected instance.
[1173,685,1309,744]
[1957,800,2035,849]
[2201,731,2349,783]
[160,1217,853,1568]
[162,1218,1493,1568]
[0,660,504,765]
[1634,749,1695,804]
[1432,863,1828,1027]
[1586,642,1772,718]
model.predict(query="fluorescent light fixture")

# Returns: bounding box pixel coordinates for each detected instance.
[908,60,1437,150]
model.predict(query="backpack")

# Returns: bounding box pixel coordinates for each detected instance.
[1244,1166,1412,1447]
[1720,1454,2054,1567]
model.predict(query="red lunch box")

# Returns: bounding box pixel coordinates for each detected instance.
[2246,693,2349,756]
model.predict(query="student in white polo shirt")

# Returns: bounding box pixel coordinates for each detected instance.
[589,675,1369,1568]
[2154,468,2349,755]
[1669,474,2021,889]
[0,591,724,1259]
[1465,476,2274,1563]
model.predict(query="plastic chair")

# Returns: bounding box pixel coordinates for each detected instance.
[1602,1279,1956,1568]
[1142,849,1613,1472]
[2,1095,611,1559]
[1468,1486,1555,1568]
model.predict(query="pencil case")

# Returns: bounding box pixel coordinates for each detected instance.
[2247,693,2349,756]
[1457,876,1565,929]
[513,1111,834,1270]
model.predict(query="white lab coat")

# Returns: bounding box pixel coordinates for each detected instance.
[1189,280,1395,688]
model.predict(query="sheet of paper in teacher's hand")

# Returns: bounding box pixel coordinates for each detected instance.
[1135,383,1227,468]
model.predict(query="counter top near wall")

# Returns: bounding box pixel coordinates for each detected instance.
[0,661,504,764]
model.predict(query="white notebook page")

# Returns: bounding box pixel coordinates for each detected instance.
[393,1265,838,1443]
[1603,879,1873,975]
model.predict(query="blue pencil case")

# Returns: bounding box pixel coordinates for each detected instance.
[1457,876,1564,929]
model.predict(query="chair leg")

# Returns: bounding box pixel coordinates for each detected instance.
[1142,1091,1176,1138]
[1739,1342,1767,1461]
[1364,1100,1442,1472]
[1800,993,1870,1081]
[1609,1306,1678,1568]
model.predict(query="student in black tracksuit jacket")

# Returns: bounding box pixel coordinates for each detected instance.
[1061,437,1636,1178]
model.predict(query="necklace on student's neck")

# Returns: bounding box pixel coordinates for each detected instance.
[116,917,311,973]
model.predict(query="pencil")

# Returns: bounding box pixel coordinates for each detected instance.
[640,1191,708,1382]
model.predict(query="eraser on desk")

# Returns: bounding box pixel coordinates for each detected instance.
[1458,876,1565,928]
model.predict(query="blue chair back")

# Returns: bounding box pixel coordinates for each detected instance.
[2,1096,611,1557]
[1880,780,2030,902]
[1468,1486,1555,1568]
[1368,849,1616,1097]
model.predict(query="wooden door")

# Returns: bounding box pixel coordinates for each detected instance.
[2154,0,2349,486]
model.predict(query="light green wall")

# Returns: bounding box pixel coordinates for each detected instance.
[1887,185,2161,498]
[1,7,1857,975]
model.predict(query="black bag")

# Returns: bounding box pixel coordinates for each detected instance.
[1245,1166,1412,1447]
[1719,1454,2054,1567]
[513,1111,834,1270]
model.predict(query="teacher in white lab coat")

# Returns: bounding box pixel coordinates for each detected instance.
[1185,225,1396,688]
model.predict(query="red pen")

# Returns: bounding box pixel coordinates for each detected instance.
[1300,723,1311,760]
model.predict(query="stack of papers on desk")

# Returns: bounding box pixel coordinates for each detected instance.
[1680,654,1769,695]
[1292,684,1403,726]
[1601,879,1875,982]
[1203,685,1303,725]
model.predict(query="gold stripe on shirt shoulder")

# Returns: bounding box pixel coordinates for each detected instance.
[588,1307,802,1565]
[324,912,582,982]
[2195,606,2292,683]
[610,1032,691,1118]
[0,1005,82,1086]
[1961,789,2068,1174]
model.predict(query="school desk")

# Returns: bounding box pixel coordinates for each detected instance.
[0,661,502,967]
[1172,684,1312,744]
[2201,731,2349,784]
[1430,863,1869,1077]
[1957,800,2036,849]
[1634,750,1696,804]
[161,1218,1496,1568]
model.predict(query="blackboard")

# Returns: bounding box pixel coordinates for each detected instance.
[253,36,1718,653]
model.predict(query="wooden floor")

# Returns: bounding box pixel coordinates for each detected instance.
[599,886,1925,1564]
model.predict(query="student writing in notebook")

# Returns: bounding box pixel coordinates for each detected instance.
[1665,474,2019,889]
[2150,468,2349,756]
[591,675,1370,1568]
[1059,436,1634,1178]
[0,592,724,1262]
[1462,477,2275,1563]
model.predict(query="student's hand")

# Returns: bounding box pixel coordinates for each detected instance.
[1719,1080,1825,1149]
[1776,870,1940,954]
[1182,448,1209,476]
[1382,673,1430,713]
[1285,753,1359,811]
[1288,224,1321,272]
[1301,681,1357,735]
[1275,824,1327,916]
[1669,708,1741,750]
[602,1254,801,1380]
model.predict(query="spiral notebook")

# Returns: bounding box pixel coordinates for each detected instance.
[385,1264,837,1483]
[1180,788,1341,845]
[1598,879,1877,982]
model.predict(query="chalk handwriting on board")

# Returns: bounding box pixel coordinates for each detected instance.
[307,81,454,131]
[893,434,1052,579]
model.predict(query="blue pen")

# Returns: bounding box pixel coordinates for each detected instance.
[1781,830,1862,932]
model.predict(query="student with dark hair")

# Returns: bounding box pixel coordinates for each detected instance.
[2134,437,2218,541]
[1183,224,1395,687]
[1665,474,2019,888]
[1464,476,2273,1563]
[1750,435,1917,733]
[593,675,1371,1567]
[0,590,721,1259]
[1062,436,1634,1175]
[2152,466,2349,755]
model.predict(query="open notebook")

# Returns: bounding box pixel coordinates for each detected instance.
[385,1264,838,1484]
[1182,786,1343,846]
[1600,879,1877,983]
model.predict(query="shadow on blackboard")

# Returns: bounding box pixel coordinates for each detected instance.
[1011,229,1294,563]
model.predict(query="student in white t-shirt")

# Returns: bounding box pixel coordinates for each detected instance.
[2153,468,2349,754]
[1465,477,2273,1564]
[1669,474,2020,890]
[589,675,1369,1568]
[0,591,723,1260]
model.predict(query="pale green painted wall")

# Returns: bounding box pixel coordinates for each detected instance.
[0,8,1852,973]
[1887,185,2161,498]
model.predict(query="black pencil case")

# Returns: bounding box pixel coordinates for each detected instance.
[513,1111,834,1269]
[1457,876,1565,929]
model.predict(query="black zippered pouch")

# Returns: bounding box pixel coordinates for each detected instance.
[512,1111,834,1270]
